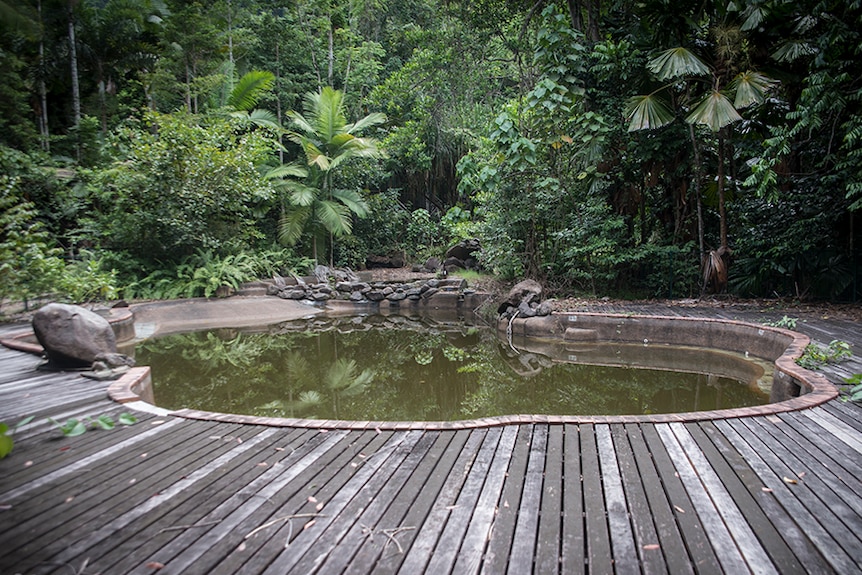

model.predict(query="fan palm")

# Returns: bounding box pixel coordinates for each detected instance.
[273,86,386,263]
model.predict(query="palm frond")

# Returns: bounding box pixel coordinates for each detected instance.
[625,94,676,131]
[316,200,352,236]
[346,112,387,134]
[330,188,369,218]
[648,47,710,80]
[265,163,308,181]
[772,41,817,63]
[278,205,311,246]
[685,90,742,132]
[730,71,777,109]
[228,70,275,112]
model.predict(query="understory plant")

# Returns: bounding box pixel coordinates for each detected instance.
[845,374,862,402]
[795,340,852,370]
[48,412,137,437]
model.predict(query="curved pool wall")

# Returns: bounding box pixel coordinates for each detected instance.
[102,302,838,429]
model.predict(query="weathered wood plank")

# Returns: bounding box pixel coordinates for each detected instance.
[117,429,353,575]
[716,418,859,573]
[534,424,563,575]
[657,423,764,574]
[479,425,532,575]
[396,429,487,574]
[452,425,519,575]
[560,423,585,575]
[640,424,722,573]
[580,424,612,573]
[610,423,668,575]
[90,427,320,574]
[596,424,639,574]
[507,424,548,574]
[341,430,461,575]
[624,423,693,575]
[422,427,506,575]
[739,417,862,535]
[689,422,811,575]
[260,431,428,575]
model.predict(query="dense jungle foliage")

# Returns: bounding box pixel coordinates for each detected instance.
[0,0,860,308]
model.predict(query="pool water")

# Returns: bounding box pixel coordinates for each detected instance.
[135,314,771,421]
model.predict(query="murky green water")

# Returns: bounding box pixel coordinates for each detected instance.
[135,314,771,421]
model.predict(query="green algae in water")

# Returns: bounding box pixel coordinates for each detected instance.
[135,315,770,421]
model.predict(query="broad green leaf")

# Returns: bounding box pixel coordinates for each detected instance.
[346,112,387,134]
[330,188,370,219]
[685,91,743,132]
[0,423,8,435]
[731,71,777,109]
[118,413,138,425]
[0,434,12,459]
[65,420,88,437]
[648,48,710,80]
[625,95,675,131]
[95,415,115,430]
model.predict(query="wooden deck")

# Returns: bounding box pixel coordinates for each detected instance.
[1,303,861,574]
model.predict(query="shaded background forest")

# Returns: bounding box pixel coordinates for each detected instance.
[1,0,860,307]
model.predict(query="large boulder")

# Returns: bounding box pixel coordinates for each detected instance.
[497,279,544,315]
[32,303,129,368]
[445,238,481,264]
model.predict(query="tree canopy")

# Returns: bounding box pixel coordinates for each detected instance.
[0,0,859,305]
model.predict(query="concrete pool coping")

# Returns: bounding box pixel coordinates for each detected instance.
[81,298,838,430]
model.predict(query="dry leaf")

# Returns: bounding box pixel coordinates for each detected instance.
[65,496,74,503]
[643,544,660,550]
[237,542,247,552]
[303,520,316,530]
[783,476,798,485]
[145,561,165,570]
[316,502,324,511]
[257,462,268,467]
[308,496,318,504]
[0,504,12,511]
[274,447,284,452]
[797,471,806,479]
[151,420,165,426]
[208,436,222,440]
[24,461,33,467]
[674,505,686,513]
[351,462,358,467]
[140,453,148,458]
[503,500,509,508]
[761,487,773,493]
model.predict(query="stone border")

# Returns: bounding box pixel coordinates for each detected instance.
[102,310,836,429]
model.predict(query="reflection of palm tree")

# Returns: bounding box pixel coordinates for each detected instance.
[325,358,374,418]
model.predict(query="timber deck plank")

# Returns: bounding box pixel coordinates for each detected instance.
[1,302,861,574]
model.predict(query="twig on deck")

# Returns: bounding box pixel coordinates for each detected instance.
[158,519,222,534]
[244,513,326,540]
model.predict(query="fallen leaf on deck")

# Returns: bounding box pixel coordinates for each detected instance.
[308,496,318,504]
[274,447,284,452]
[303,520,316,530]
[145,561,165,569]
[237,542,247,552]
[783,476,798,484]
[316,502,324,511]
[0,504,12,511]
[140,453,148,458]
[65,496,74,503]
[797,471,806,479]
[761,487,773,493]
[643,544,660,550]
[24,461,32,467]
[208,436,222,440]
[674,505,686,513]
[150,420,165,426]
[257,462,268,467]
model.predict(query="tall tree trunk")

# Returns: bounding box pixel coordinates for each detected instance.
[688,125,705,263]
[275,41,284,164]
[67,0,80,127]
[37,0,49,152]
[327,18,334,87]
[586,0,600,42]
[717,134,728,250]
[566,0,582,32]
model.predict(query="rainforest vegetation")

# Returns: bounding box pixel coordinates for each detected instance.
[0,0,860,309]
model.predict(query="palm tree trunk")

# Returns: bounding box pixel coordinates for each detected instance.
[688,124,705,263]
